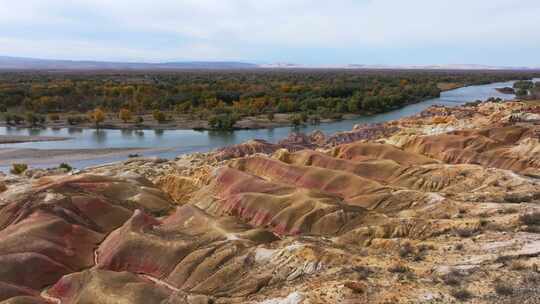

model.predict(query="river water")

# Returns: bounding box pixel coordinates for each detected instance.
[0,80,522,169]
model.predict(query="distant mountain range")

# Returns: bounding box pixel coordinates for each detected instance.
[0,56,258,70]
[0,56,537,71]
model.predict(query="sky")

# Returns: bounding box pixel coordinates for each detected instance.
[0,0,538,66]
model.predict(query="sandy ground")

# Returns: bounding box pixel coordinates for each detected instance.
[0,147,154,166]
[0,135,70,144]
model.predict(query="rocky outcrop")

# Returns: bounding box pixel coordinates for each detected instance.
[400,126,540,175]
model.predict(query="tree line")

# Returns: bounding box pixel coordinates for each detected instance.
[0,70,538,129]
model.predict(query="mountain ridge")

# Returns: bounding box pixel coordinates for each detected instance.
[0,55,538,70]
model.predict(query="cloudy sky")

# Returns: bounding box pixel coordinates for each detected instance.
[0,0,538,66]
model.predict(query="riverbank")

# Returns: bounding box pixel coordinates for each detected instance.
[0,147,153,166]
[0,135,70,144]
[0,112,366,131]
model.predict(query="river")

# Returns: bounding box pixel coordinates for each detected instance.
[0,80,523,170]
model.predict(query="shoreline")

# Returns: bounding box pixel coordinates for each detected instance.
[0,147,158,166]
[0,113,358,131]
[0,98,442,132]
[0,135,71,144]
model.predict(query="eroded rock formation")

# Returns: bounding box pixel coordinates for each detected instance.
[4,100,540,303]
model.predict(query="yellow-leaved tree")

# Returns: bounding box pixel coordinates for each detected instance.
[89,108,105,129]
[119,108,133,123]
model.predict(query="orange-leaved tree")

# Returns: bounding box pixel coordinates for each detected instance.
[89,107,106,129]
[119,108,133,123]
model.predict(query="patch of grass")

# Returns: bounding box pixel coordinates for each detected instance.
[451,288,473,301]
[494,280,514,296]
[10,163,28,175]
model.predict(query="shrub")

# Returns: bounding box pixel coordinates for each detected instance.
[10,163,28,175]
[351,266,372,280]
[399,242,416,258]
[441,269,462,286]
[7,114,24,124]
[309,115,321,125]
[523,272,540,284]
[88,108,106,128]
[289,114,303,127]
[454,243,465,251]
[520,212,540,226]
[208,113,238,130]
[67,115,84,125]
[494,280,514,296]
[499,207,518,215]
[509,260,527,271]
[388,263,410,273]
[48,113,60,121]
[454,226,479,238]
[153,110,167,123]
[478,219,489,227]
[59,163,72,171]
[119,108,133,123]
[25,112,39,126]
[451,288,473,301]
[3,113,13,124]
[344,281,367,294]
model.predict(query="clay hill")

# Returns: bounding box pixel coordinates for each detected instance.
[3,100,540,303]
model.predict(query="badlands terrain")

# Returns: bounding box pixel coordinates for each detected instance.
[3,100,540,303]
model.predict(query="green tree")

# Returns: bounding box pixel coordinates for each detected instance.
[347,98,359,112]
[208,113,238,130]
[153,110,167,123]
[25,112,40,127]
[289,114,303,127]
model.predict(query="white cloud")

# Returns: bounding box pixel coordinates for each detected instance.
[0,0,538,63]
